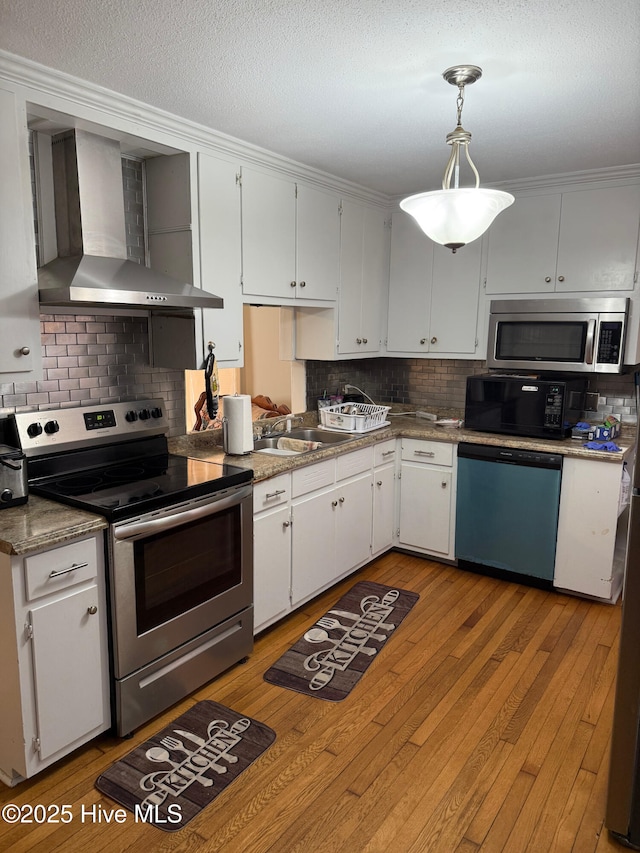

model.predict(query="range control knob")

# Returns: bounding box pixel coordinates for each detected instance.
[44,420,60,435]
[125,410,138,423]
[138,409,150,421]
[1,489,14,503]
[27,422,43,438]
[150,407,163,419]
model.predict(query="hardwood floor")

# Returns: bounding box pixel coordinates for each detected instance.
[0,552,628,852]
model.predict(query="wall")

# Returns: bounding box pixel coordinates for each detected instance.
[0,313,186,435]
[305,357,639,422]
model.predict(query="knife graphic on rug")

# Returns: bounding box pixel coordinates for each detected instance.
[174,729,206,747]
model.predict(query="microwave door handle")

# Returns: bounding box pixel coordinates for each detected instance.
[113,487,250,541]
[585,319,596,364]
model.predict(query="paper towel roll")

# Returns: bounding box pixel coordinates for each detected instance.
[223,394,253,455]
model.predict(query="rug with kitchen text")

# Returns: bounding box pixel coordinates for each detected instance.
[95,700,276,832]
[263,580,419,700]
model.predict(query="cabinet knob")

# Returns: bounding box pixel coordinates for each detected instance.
[282,520,291,529]
[557,275,565,282]
[290,281,297,288]
[332,500,338,508]
[420,338,426,345]
[356,338,362,345]
[339,496,345,504]
[19,346,30,356]
[431,336,437,344]
[362,337,368,344]
[545,276,552,283]
[377,480,383,487]
[299,281,306,288]
[441,481,447,489]
[87,605,98,615]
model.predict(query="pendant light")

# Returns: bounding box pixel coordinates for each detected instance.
[400,65,514,252]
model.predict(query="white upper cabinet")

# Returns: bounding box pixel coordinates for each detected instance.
[295,182,341,301]
[485,184,640,295]
[295,197,389,360]
[338,199,388,355]
[387,209,481,357]
[0,87,42,378]
[197,152,244,366]
[241,167,340,303]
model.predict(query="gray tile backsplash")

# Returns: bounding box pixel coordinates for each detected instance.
[0,313,186,436]
[306,358,639,423]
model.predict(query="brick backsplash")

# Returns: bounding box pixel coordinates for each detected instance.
[306,358,639,423]
[0,313,186,436]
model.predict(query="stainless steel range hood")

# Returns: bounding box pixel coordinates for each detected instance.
[37,130,223,311]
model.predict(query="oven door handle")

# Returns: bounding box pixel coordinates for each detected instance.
[112,486,251,541]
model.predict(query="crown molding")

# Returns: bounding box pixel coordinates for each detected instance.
[0,50,389,206]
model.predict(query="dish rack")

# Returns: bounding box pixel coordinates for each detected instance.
[319,402,391,433]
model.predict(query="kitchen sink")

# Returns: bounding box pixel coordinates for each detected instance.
[253,428,356,454]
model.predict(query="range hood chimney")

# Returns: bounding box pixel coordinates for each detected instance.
[37,130,223,311]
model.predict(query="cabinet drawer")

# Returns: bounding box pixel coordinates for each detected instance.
[24,537,98,602]
[374,439,397,467]
[401,439,453,466]
[254,473,291,512]
[292,459,335,498]
[336,446,374,481]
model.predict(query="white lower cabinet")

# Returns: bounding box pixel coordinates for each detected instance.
[291,449,374,607]
[397,439,457,560]
[554,456,631,602]
[0,534,110,785]
[253,474,292,634]
[372,439,397,556]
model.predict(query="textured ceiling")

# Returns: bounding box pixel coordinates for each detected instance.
[1,0,639,196]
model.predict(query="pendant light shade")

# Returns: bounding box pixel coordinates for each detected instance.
[401,65,514,252]
[400,187,515,252]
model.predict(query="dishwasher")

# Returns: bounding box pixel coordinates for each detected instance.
[455,442,563,584]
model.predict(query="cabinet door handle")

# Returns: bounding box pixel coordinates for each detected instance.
[362,337,368,344]
[49,561,89,579]
[420,338,426,345]
[441,481,447,488]
[339,496,345,504]
[545,276,552,283]
[356,338,362,345]
[290,281,297,288]
[20,346,31,356]
[87,605,98,615]
[265,489,286,499]
[282,520,291,529]
[414,450,435,457]
[431,336,437,344]
[557,275,565,282]
[377,480,383,487]
[382,450,395,457]
[332,500,338,508]
[299,281,306,288]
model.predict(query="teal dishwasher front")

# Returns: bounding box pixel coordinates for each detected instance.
[455,442,563,583]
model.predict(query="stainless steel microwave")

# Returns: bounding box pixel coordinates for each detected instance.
[487,297,629,374]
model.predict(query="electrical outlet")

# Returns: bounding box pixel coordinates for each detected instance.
[584,392,599,412]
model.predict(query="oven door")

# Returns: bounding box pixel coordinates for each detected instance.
[108,483,253,679]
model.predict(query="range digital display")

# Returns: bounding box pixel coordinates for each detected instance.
[83,410,116,430]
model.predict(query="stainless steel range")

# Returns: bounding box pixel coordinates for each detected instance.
[10,400,254,737]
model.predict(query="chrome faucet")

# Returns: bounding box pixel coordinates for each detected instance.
[262,415,304,436]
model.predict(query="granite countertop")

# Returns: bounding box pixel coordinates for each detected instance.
[2,408,633,557]
[168,408,637,482]
[0,494,108,557]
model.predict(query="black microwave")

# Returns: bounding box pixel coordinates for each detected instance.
[464,374,587,439]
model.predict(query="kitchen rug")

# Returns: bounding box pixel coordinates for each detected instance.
[263,580,419,701]
[95,700,276,832]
